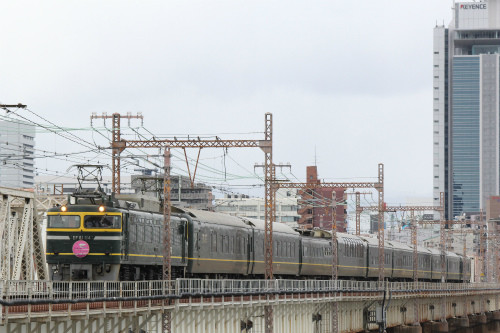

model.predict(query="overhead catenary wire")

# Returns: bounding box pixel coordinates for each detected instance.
[1,107,372,212]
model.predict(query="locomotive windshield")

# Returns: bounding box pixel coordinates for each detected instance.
[84,215,121,229]
[47,215,80,228]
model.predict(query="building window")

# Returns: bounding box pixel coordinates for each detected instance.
[239,205,257,212]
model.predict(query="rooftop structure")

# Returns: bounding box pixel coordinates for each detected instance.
[297,166,346,232]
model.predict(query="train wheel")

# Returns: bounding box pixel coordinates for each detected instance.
[121,265,132,281]
[147,268,155,280]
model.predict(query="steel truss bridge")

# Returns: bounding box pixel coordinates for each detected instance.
[1,279,500,333]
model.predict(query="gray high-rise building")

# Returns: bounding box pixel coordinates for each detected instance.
[0,120,36,188]
[434,0,500,219]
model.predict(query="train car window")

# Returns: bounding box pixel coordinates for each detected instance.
[156,227,161,243]
[84,215,121,229]
[235,236,240,254]
[48,215,80,228]
[130,225,136,242]
[230,236,234,254]
[211,233,217,252]
[224,235,229,254]
[146,226,153,243]
[137,225,144,242]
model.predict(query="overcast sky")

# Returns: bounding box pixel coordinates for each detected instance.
[0,1,455,205]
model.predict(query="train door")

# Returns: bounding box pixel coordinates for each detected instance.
[298,238,304,276]
[181,219,188,264]
[459,259,464,282]
[122,213,129,260]
[247,230,255,275]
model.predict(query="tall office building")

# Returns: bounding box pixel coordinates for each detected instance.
[434,0,500,219]
[0,120,36,188]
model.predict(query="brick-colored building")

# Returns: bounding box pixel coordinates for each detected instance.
[298,166,346,232]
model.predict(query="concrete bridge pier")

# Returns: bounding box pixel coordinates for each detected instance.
[448,317,470,333]
[393,324,422,333]
[421,320,448,333]
[467,314,488,333]
[492,310,500,321]
[468,313,488,326]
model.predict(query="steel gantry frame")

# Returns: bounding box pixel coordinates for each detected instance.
[91,113,275,333]
[274,164,383,333]
[91,113,144,195]
[355,195,446,325]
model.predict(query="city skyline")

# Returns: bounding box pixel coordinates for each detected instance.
[1,1,455,205]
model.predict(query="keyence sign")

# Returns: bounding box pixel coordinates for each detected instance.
[460,4,487,10]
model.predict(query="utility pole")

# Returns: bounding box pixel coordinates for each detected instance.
[162,147,172,333]
[331,191,339,333]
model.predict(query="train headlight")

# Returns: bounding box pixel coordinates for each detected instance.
[98,205,105,212]
[60,205,67,212]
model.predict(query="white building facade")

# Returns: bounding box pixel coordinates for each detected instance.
[214,189,300,228]
[0,120,35,188]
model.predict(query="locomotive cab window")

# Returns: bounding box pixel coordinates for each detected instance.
[48,215,80,228]
[84,215,121,229]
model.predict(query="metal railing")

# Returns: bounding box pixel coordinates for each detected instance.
[1,279,500,323]
[1,279,499,305]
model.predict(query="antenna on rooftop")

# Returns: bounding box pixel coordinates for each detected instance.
[314,146,317,166]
